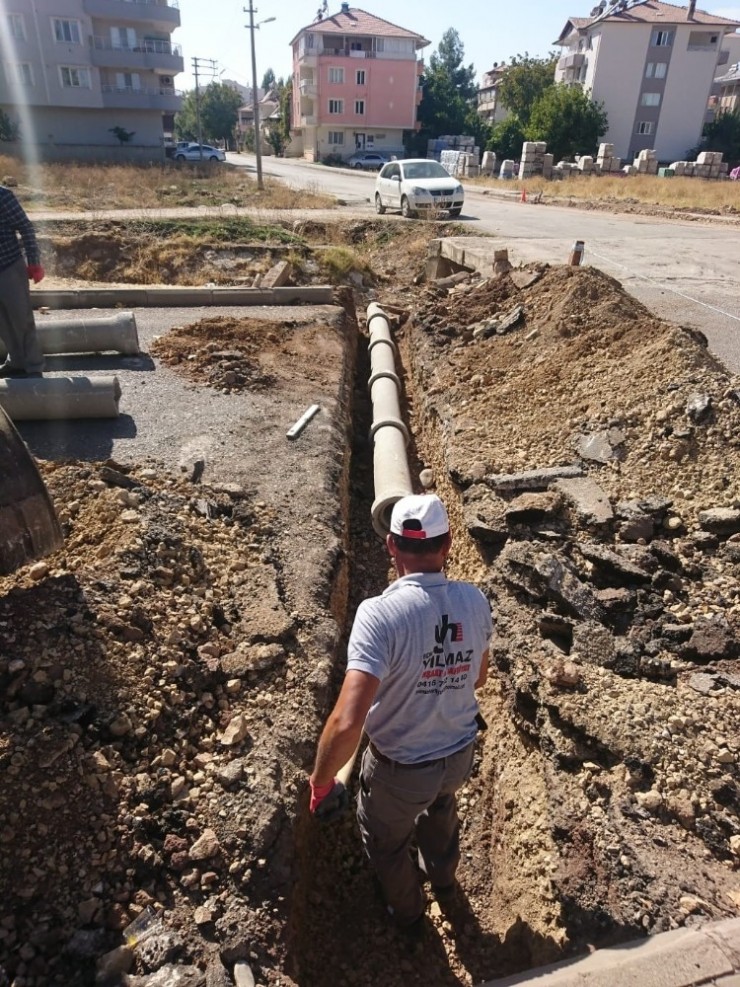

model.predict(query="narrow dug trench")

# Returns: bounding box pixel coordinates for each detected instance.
[2,217,739,987]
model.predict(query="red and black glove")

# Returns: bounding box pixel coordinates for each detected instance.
[27,264,45,284]
[309,778,349,822]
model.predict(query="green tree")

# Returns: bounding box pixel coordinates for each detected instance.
[413,28,482,154]
[497,52,558,127]
[526,84,608,161]
[489,115,526,160]
[175,82,241,145]
[0,108,19,142]
[697,108,740,166]
[265,78,293,156]
[261,68,276,91]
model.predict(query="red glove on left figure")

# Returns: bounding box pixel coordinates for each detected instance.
[309,777,349,821]
[27,265,45,284]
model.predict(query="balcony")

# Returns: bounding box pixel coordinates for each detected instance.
[90,36,183,73]
[83,0,180,29]
[299,114,316,126]
[299,80,317,97]
[557,51,585,70]
[101,83,182,110]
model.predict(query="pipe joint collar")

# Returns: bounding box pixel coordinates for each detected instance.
[367,335,396,356]
[368,369,401,392]
[369,416,410,444]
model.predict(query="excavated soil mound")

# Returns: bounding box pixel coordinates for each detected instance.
[394,261,740,971]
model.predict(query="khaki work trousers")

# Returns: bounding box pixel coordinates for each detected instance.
[0,258,44,373]
[356,739,475,925]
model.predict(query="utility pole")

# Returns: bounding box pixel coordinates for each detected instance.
[191,56,217,162]
[244,1,275,190]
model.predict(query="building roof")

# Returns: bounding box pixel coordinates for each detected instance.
[289,6,429,48]
[716,61,740,83]
[555,1,740,44]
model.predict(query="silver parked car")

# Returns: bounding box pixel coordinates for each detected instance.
[347,151,389,170]
[375,158,464,218]
[175,143,226,162]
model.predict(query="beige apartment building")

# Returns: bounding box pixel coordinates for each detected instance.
[1,0,183,160]
[554,0,740,162]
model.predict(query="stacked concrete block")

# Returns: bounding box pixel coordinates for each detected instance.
[633,148,659,175]
[481,150,497,176]
[670,160,686,176]
[577,155,595,174]
[622,164,637,176]
[440,149,462,176]
[499,159,516,179]
[697,150,724,178]
[543,153,554,179]
[518,141,547,179]
[597,143,622,173]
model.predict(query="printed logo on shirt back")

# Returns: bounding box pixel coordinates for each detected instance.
[435,613,463,644]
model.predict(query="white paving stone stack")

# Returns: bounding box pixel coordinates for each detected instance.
[577,154,595,174]
[633,148,659,175]
[481,150,497,176]
[440,149,461,176]
[597,143,622,172]
[697,149,724,178]
[518,141,547,179]
[499,158,516,179]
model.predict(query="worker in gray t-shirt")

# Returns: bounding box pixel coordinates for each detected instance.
[309,494,492,937]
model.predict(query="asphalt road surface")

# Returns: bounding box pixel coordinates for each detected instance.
[230,152,740,376]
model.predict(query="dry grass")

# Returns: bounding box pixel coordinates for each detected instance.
[472,172,740,212]
[0,155,334,212]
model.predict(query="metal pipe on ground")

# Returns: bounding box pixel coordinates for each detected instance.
[367,302,413,537]
[0,313,140,359]
[0,376,122,420]
[0,406,63,573]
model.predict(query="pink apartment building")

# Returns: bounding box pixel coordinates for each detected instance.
[289,4,428,161]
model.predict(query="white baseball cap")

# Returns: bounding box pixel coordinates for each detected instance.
[390,494,450,540]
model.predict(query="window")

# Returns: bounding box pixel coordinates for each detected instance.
[355,99,365,114]
[60,65,91,88]
[53,18,82,44]
[328,99,343,113]
[328,131,344,144]
[641,92,661,106]
[7,14,25,41]
[14,63,34,86]
[636,121,654,135]
[115,71,141,90]
[651,30,673,47]
[328,67,344,83]
[356,69,365,85]
[645,61,667,78]
[111,26,137,49]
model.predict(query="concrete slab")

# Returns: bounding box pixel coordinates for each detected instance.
[480,919,740,987]
[31,286,335,309]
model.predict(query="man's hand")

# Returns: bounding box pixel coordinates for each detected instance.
[309,778,349,822]
[27,265,45,284]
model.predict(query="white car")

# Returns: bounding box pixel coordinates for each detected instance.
[374,159,464,218]
[175,143,226,162]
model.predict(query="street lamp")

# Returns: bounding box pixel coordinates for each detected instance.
[244,2,275,190]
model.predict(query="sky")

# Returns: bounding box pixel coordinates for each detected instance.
[173,0,740,93]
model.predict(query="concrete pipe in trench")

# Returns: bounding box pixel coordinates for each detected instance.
[0,376,122,420]
[367,302,413,538]
[0,312,141,359]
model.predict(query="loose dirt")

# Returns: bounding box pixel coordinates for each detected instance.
[2,217,739,987]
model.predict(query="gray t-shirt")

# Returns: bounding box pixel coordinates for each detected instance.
[347,571,493,764]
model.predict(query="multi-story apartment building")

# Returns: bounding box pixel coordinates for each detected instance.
[289,3,428,162]
[554,0,740,162]
[477,63,509,127]
[1,0,183,161]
